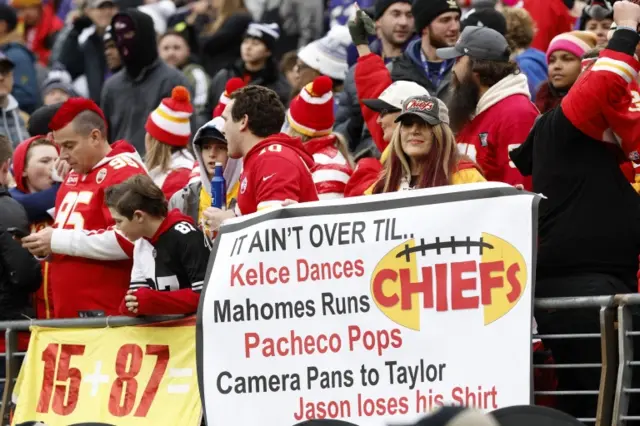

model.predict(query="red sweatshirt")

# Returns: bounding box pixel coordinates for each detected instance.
[524,0,574,52]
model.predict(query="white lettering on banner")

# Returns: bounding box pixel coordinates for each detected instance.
[197,182,539,426]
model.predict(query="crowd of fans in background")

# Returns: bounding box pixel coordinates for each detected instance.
[0,0,639,422]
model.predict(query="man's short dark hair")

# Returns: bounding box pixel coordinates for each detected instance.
[469,57,520,88]
[105,174,168,220]
[230,86,285,138]
[72,110,107,137]
[0,134,11,164]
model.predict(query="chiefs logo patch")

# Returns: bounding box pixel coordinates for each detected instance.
[66,174,78,186]
[96,168,108,184]
[240,177,248,194]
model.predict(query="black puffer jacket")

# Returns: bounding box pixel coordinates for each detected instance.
[0,186,41,320]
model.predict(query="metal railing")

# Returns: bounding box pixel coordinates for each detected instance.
[0,297,639,426]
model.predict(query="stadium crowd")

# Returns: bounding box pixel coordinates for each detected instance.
[0,0,639,423]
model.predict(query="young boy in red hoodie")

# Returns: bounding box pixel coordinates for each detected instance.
[105,174,210,316]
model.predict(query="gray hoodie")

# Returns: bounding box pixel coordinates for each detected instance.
[0,95,28,147]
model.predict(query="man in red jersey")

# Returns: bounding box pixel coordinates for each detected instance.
[204,85,318,231]
[438,25,538,190]
[22,98,145,318]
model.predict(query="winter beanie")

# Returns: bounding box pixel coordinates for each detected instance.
[145,86,193,147]
[374,0,412,20]
[546,31,598,63]
[213,77,246,118]
[413,0,462,35]
[287,76,335,138]
[461,6,507,35]
[396,406,500,426]
[42,63,77,97]
[297,25,351,81]
[244,22,280,52]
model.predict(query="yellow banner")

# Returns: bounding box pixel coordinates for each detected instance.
[12,319,201,426]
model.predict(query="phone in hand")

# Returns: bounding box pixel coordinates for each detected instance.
[7,227,29,239]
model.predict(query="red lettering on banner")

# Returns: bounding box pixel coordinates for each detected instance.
[451,385,499,409]
[37,343,85,415]
[357,393,410,417]
[244,330,342,358]
[371,261,523,312]
[347,325,402,356]
[230,263,291,286]
[35,343,170,417]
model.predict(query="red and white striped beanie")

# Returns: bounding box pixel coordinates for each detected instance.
[145,86,193,147]
[213,78,246,118]
[287,76,334,138]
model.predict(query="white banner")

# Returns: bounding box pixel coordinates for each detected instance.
[197,182,539,426]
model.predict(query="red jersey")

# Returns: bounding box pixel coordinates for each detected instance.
[236,134,319,215]
[562,47,640,162]
[456,74,538,189]
[49,141,146,318]
[304,135,353,200]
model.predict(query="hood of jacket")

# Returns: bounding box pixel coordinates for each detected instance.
[303,134,339,156]
[191,118,242,195]
[3,94,19,112]
[112,9,158,79]
[12,135,59,194]
[516,48,547,72]
[475,73,531,116]
[245,133,315,170]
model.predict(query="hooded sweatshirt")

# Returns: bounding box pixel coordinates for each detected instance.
[148,149,195,200]
[0,94,29,147]
[456,73,538,189]
[237,133,319,215]
[168,118,242,230]
[515,48,548,101]
[119,209,208,316]
[101,10,192,154]
[303,134,353,200]
[9,135,59,319]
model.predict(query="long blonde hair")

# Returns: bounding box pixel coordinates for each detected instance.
[206,0,248,35]
[145,136,174,173]
[374,122,471,193]
[286,128,355,169]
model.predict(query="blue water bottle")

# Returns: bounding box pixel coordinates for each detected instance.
[211,162,226,209]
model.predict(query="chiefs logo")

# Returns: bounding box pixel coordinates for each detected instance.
[370,234,527,331]
[96,169,108,184]
[406,99,434,112]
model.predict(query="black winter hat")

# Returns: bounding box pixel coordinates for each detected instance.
[27,103,63,136]
[374,0,412,20]
[461,6,507,35]
[390,406,499,426]
[412,0,461,34]
[0,4,17,32]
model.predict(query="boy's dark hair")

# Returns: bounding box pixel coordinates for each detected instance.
[230,86,285,137]
[0,134,11,164]
[104,174,168,219]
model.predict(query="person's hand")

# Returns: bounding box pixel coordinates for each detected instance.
[281,199,298,207]
[52,158,70,182]
[514,184,524,190]
[348,8,376,46]
[22,227,54,257]
[614,0,640,29]
[124,290,139,314]
[203,207,235,231]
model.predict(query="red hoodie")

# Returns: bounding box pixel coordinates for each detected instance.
[119,210,202,316]
[236,133,319,215]
[524,0,574,52]
[12,136,59,319]
[23,4,63,66]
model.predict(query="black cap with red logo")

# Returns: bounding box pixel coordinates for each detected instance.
[395,95,450,127]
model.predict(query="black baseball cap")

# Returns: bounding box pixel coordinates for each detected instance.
[492,404,586,426]
[436,25,510,62]
[395,95,449,126]
[0,52,14,70]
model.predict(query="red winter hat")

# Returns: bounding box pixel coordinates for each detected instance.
[287,76,334,138]
[145,86,193,147]
[213,78,246,118]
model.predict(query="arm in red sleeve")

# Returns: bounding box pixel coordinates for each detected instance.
[494,119,536,189]
[133,288,200,316]
[562,29,640,160]
[355,53,394,152]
